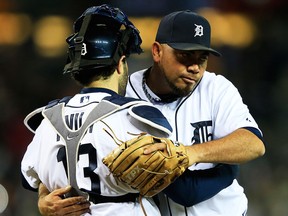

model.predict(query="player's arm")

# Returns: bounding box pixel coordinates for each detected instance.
[186,127,265,165]
[144,127,264,206]
[167,128,263,206]
[38,183,91,216]
[145,127,265,166]
[162,164,239,206]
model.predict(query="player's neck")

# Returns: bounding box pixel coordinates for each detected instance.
[146,67,171,95]
[85,77,118,94]
[144,68,179,103]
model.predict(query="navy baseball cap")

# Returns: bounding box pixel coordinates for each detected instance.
[156,10,221,56]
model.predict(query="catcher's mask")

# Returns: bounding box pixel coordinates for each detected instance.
[63,4,143,74]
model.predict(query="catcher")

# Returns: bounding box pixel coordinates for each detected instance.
[21,4,174,216]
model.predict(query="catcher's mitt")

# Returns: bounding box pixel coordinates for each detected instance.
[102,134,189,197]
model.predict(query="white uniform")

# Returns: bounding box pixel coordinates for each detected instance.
[126,69,263,216]
[21,88,172,216]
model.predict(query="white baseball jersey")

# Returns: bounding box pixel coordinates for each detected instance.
[126,69,263,216]
[21,88,173,216]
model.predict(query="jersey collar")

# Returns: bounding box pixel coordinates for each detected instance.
[80,87,118,96]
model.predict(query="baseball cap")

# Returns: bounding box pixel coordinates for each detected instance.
[156,10,221,56]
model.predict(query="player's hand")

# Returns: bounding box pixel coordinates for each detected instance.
[143,141,197,166]
[38,184,91,216]
[143,142,167,154]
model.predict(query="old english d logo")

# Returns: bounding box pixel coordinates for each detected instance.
[194,24,204,37]
[191,121,213,144]
[81,42,87,55]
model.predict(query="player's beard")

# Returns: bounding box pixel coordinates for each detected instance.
[118,63,128,96]
[164,75,196,98]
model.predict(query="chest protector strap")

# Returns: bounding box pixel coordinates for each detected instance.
[42,100,119,199]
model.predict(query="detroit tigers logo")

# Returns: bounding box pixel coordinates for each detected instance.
[194,24,204,37]
[191,120,213,144]
[81,42,87,55]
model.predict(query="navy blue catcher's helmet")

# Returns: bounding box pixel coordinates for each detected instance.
[63,4,143,74]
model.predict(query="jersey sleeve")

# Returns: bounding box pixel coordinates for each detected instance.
[21,121,45,191]
[212,75,262,139]
[163,164,239,206]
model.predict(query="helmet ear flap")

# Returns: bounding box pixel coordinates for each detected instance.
[64,33,78,66]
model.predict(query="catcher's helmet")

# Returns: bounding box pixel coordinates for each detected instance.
[63,4,143,74]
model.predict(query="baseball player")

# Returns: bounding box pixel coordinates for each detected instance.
[21,5,172,216]
[126,10,265,216]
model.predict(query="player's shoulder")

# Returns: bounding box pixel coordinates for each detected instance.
[23,93,144,133]
[102,94,144,106]
[24,93,172,137]
[201,71,235,91]
[128,69,146,85]
[128,103,173,136]
[24,96,73,133]
[203,71,230,83]
[104,94,173,136]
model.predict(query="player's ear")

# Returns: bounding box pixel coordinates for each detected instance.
[152,42,162,62]
[116,56,127,75]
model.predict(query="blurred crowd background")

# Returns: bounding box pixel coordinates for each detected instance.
[0,0,287,215]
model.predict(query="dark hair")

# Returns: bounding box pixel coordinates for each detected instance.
[71,65,116,86]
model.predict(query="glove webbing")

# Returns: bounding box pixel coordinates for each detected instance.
[43,100,119,199]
